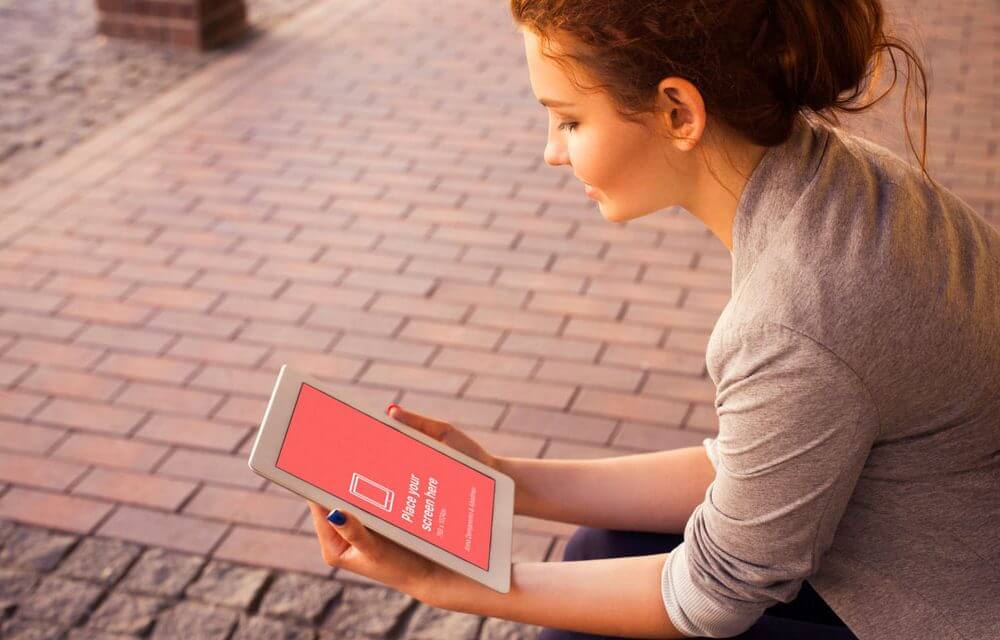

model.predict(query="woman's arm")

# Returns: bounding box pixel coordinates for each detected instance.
[498,444,716,533]
[425,552,685,639]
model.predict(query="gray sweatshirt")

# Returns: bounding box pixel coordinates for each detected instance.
[660,114,1000,639]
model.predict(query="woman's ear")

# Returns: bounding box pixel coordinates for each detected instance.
[655,77,706,152]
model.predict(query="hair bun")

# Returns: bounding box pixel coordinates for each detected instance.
[750,0,879,112]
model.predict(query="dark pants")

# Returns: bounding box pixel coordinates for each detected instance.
[538,527,859,640]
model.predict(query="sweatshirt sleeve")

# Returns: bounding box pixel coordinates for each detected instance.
[660,323,880,638]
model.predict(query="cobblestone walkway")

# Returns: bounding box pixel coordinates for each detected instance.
[0,0,319,187]
[0,0,996,637]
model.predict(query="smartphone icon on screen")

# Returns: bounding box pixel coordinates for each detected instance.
[349,472,395,513]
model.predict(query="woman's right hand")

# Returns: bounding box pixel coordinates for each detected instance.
[385,403,501,472]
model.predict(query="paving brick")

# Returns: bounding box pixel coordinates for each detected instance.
[0,487,113,534]
[128,285,220,312]
[33,398,146,436]
[0,420,66,454]
[212,526,331,577]
[467,305,564,334]
[116,382,224,417]
[52,433,170,472]
[148,309,245,339]
[213,394,270,427]
[109,263,198,287]
[534,359,643,393]
[19,367,124,403]
[0,289,66,314]
[329,333,435,366]
[60,298,154,326]
[258,572,342,624]
[281,282,373,309]
[319,585,413,636]
[0,451,88,491]
[572,388,689,425]
[86,591,165,636]
[406,256,497,284]
[550,254,642,280]
[237,320,334,351]
[157,449,265,490]
[499,406,616,444]
[0,378,37,413]
[612,423,711,452]
[0,311,82,341]
[185,560,270,609]
[465,376,575,410]
[360,362,468,395]
[430,346,537,378]
[74,324,174,355]
[393,391,506,431]
[0,522,77,571]
[369,293,469,322]
[399,319,502,350]
[432,281,528,308]
[120,547,205,598]
[643,372,717,404]
[135,414,248,451]
[685,403,719,434]
[263,349,365,382]
[98,506,229,555]
[152,601,239,640]
[231,613,319,640]
[3,338,104,370]
[188,365,276,397]
[183,485,306,530]
[95,353,199,384]
[215,295,310,324]
[18,575,104,626]
[56,536,143,585]
[600,344,706,376]
[72,468,198,511]
[625,303,724,331]
[406,603,482,640]
[664,328,712,353]
[499,331,602,362]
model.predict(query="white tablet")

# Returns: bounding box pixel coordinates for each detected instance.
[247,364,514,593]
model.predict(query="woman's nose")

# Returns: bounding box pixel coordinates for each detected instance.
[544,141,569,167]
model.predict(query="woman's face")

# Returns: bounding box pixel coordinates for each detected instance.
[522,29,695,223]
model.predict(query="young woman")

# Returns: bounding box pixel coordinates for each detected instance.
[306,1,1000,638]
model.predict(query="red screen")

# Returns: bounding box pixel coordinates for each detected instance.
[276,383,494,570]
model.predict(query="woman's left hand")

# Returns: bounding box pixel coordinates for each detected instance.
[306,500,444,602]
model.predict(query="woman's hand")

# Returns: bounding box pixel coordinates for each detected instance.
[386,403,501,471]
[305,404,500,604]
[306,501,444,601]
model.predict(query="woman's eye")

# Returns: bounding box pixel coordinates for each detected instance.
[558,121,578,132]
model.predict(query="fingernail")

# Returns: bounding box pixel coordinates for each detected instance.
[386,403,399,416]
[327,509,346,526]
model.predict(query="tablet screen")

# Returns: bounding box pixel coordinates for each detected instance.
[276,383,495,570]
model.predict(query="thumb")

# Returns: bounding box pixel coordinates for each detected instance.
[386,403,450,441]
[326,509,380,557]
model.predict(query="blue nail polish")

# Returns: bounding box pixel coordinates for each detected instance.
[327,509,346,526]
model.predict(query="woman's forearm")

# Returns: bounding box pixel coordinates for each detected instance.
[497,445,715,533]
[425,553,683,639]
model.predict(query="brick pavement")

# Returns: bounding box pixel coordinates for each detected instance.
[0,0,995,637]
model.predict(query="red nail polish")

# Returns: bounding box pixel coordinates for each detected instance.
[386,403,399,415]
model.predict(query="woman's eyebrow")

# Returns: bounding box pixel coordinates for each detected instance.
[539,98,575,108]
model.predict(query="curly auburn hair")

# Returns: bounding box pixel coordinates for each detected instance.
[510,0,931,179]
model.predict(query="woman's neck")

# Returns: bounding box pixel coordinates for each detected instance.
[683,136,769,253]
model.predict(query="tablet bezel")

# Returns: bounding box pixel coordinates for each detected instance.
[247,364,514,593]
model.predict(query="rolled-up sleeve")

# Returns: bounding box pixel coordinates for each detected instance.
[660,323,880,637]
